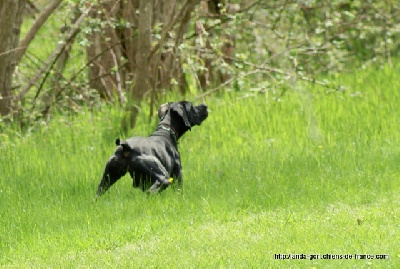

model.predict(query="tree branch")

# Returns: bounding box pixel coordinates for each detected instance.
[195,70,261,100]
[15,0,62,65]
[185,0,263,40]
[231,57,332,88]
[195,54,336,100]
[15,7,91,106]
[149,0,197,60]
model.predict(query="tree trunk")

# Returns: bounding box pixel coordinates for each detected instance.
[196,0,238,89]
[122,0,153,131]
[86,0,140,104]
[124,0,197,130]
[132,0,152,101]
[85,0,198,131]
[86,2,121,102]
[0,0,25,116]
[154,0,194,94]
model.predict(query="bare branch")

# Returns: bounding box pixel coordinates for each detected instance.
[195,70,261,100]
[16,7,91,105]
[195,52,335,100]
[68,38,131,88]
[26,0,39,13]
[109,48,124,103]
[15,0,62,65]
[233,57,332,88]
[185,0,263,40]
[149,0,197,60]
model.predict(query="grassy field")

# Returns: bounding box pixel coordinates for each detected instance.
[1,63,399,268]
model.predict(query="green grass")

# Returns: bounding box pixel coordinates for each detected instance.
[1,63,399,268]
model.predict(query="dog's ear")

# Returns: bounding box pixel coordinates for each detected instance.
[171,103,191,129]
[157,103,171,120]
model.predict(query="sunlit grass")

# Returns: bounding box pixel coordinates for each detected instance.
[1,63,399,267]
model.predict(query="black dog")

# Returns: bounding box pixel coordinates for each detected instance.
[96,101,208,196]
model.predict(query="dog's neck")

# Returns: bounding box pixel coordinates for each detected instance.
[150,112,178,145]
[153,110,192,145]
[158,124,178,143]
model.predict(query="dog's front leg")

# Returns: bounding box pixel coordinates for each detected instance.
[176,172,183,192]
[172,158,183,191]
[171,167,183,192]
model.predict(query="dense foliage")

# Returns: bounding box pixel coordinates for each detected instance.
[1,0,399,131]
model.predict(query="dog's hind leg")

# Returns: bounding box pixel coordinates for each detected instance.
[130,155,170,194]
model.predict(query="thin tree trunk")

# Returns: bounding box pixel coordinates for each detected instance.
[195,1,238,89]
[122,0,153,131]
[0,0,26,116]
[133,0,152,99]
[155,0,196,94]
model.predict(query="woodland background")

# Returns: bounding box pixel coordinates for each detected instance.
[0,0,399,132]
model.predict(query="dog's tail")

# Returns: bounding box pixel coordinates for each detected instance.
[115,138,131,156]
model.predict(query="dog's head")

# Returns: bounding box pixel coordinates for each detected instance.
[158,101,208,136]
